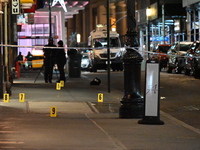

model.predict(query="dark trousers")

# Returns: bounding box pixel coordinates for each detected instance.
[44,59,54,82]
[57,62,66,81]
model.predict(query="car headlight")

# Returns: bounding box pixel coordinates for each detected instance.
[116,52,122,57]
[189,54,193,57]
[81,59,88,64]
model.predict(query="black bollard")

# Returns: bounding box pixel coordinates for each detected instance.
[119,48,144,118]
[67,49,82,78]
[119,0,144,118]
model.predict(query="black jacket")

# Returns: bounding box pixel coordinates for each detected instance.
[43,44,57,60]
[54,47,66,64]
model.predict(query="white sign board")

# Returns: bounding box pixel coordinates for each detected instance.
[12,0,20,14]
[145,63,159,116]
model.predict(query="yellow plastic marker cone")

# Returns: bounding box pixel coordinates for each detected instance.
[98,93,103,102]
[50,107,57,117]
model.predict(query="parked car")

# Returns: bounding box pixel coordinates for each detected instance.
[81,53,90,70]
[166,41,193,73]
[149,44,171,71]
[155,44,171,70]
[184,41,200,78]
[24,55,44,70]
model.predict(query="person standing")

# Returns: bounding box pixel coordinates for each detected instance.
[26,51,33,61]
[43,38,56,83]
[16,52,23,61]
[55,40,66,82]
[25,51,33,69]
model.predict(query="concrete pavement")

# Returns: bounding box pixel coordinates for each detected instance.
[0,70,199,149]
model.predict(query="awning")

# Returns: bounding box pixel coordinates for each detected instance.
[42,0,89,19]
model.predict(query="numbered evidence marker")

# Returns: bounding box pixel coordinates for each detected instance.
[60,80,64,87]
[56,83,61,90]
[98,93,104,102]
[4,93,9,103]
[19,93,25,102]
[50,107,57,117]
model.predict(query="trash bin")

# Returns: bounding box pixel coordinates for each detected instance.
[67,49,82,78]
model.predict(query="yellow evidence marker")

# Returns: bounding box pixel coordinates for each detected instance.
[98,93,104,102]
[4,93,9,102]
[50,107,57,117]
[19,93,25,102]
[56,83,61,90]
[60,80,64,87]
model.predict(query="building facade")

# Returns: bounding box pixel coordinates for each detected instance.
[183,0,200,42]
[66,0,128,46]
[67,0,200,51]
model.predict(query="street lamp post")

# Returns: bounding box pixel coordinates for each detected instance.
[119,0,144,118]
[49,0,52,38]
[4,0,8,81]
[107,0,111,93]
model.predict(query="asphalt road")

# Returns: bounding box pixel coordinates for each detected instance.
[82,70,200,130]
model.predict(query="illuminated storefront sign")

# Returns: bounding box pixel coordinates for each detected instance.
[20,0,34,3]
[150,36,168,42]
[52,0,67,12]
[12,0,20,14]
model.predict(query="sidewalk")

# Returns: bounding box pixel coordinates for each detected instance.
[0,70,199,149]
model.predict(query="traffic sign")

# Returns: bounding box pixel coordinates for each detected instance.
[12,0,20,14]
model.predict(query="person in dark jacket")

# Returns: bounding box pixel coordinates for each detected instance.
[55,40,66,82]
[43,38,56,83]
[16,52,23,61]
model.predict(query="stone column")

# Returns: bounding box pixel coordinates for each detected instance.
[116,1,127,37]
